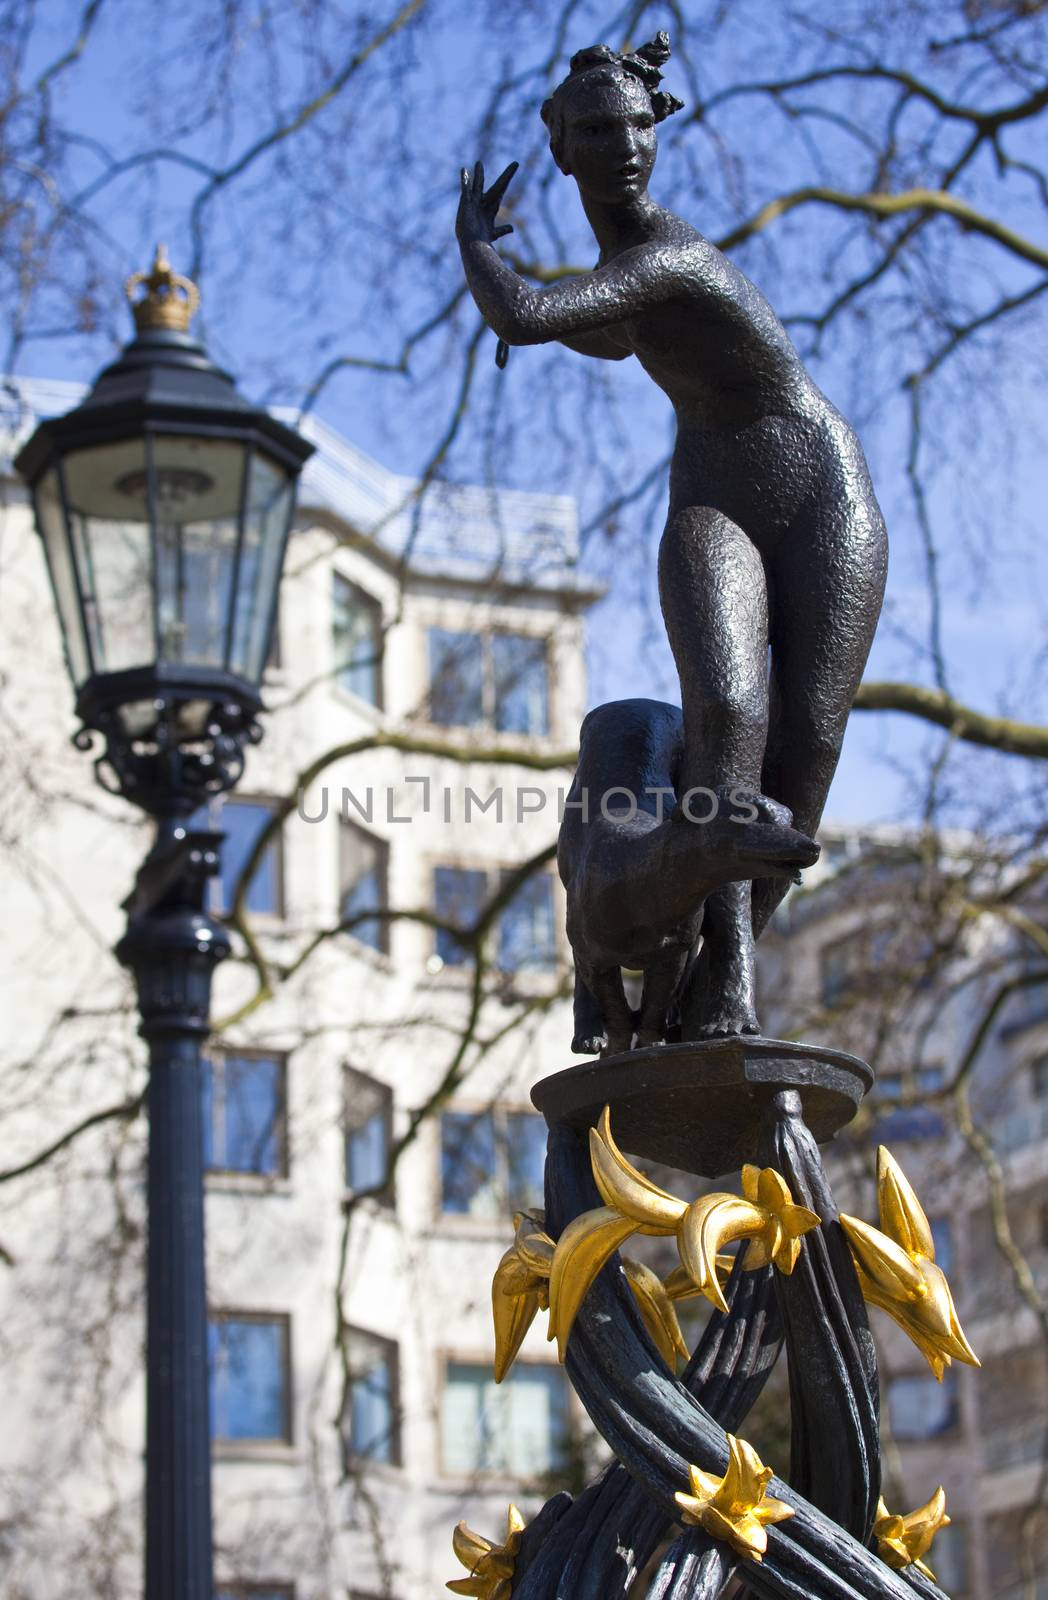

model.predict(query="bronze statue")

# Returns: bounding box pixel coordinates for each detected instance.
[456,33,887,1042]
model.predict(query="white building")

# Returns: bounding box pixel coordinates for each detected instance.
[0,380,1043,1600]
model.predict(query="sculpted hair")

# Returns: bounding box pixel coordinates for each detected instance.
[541,31,685,162]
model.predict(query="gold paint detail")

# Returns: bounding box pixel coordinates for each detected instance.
[447,1504,525,1600]
[125,244,201,332]
[491,1209,704,1380]
[674,1433,795,1562]
[545,1107,820,1360]
[840,1146,979,1380]
[873,1488,951,1580]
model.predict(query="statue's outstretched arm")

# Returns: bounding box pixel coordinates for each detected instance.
[456,160,696,349]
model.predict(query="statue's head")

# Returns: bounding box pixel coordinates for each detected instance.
[541,33,684,203]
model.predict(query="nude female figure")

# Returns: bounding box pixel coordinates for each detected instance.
[456,34,887,1040]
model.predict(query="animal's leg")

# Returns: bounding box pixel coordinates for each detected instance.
[587,966,635,1056]
[571,972,609,1055]
[752,474,888,938]
[635,948,692,1048]
[658,506,769,1038]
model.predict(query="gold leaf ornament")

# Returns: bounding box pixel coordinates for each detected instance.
[675,1433,795,1562]
[492,1209,701,1378]
[546,1108,821,1356]
[873,1488,951,1580]
[447,1504,525,1599]
[840,1146,979,1380]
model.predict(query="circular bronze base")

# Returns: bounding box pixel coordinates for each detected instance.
[531,1036,872,1179]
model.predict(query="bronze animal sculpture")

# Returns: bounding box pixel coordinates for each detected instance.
[558,698,818,1055]
[456,33,887,1039]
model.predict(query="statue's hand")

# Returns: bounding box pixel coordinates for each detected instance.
[456,160,518,247]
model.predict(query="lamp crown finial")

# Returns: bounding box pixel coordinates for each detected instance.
[125,245,200,333]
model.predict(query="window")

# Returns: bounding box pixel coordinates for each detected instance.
[209,1313,291,1444]
[929,1217,952,1275]
[440,1107,546,1218]
[886,1372,957,1441]
[928,1522,968,1596]
[433,866,557,973]
[340,819,389,954]
[820,924,894,1006]
[428,627,549,736]
[202,798,282,917]
[345,1067,393,1202]
[441,1360,570,1477]
[203,1051,287,1177]
[333,574,383,707]
[873,1065,945,1141]
[341,1327,400,1466]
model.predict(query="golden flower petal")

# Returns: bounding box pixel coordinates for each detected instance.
[547,1204,640,1361]
[589,1108,685,1231]
[877,1145,935,1261]
[622,1256,691,1367]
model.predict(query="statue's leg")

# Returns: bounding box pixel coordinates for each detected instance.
[588,965,635,1056]
[751,478,888,939]
[635,945,691,1047]
[657,506,768,1038]
[572,971,609,1055]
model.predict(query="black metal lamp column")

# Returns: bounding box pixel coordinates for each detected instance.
[14,249,313,1600]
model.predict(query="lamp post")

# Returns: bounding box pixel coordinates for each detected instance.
[14,248,313,1600]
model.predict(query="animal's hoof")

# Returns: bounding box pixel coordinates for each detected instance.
[696,1018,761,1040]
[571,1032,607,1056]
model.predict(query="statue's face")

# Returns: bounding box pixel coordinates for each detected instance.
[558,73,656,203]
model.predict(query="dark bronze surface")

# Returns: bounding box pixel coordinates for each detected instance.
[532,1035,872,1177]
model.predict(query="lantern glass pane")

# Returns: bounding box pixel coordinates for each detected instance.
[34,468,91,684]
[230,452,292,682]
[62,438,154,673]
[152,435,247,670]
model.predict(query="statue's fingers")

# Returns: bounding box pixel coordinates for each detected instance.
[486,161,519,208]
[460,167,471,191]
[473,160,485,196]
[493,224,514,240]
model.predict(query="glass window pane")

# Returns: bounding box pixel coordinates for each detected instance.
[333,575,384,706]
[150,435,246,669]
[887,1373,957,1440]
[505,1112,547,1215]
[498,872,556,973]
[442,1362,569,1476]
[428,628,484,727]
[493,633,549,735]
[232,452,292,681]
[34,469,91,682]
[204,1054,284,1176]
[434,866,487,967]
[339,822,389,953]
[63,439,154,673]
[345,1068,392,1198]
[209,1316,289,1442]
[929,1217,952,1275]
[342,1328,398,1464]
[204,799,280,916]
[441,1111,498,1217]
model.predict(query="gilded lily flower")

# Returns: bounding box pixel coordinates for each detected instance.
[493,1207,701,1376]
[674,1433,794,1562]
[840,1147,979,1380]
[447,1504,525,1599]
[873,1488,951,1580]
[492,1211,555,1383]
[546,1107,820,1357]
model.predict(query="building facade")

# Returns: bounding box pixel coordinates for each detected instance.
[0,381,1044,1599]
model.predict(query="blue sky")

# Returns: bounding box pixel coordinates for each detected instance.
[13,1,1047,829]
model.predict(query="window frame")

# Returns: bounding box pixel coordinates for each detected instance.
[332,570,385,711]
[340,1323,402,1469]
[428,858,560,977]
[344,1065,395,1207]
[208,1309,294,1450]
[436,1347,575,1484]
[205,793,285,921]
[338,815,391,958]
[437,1101,547,1224]
[204,1047,289,1181]
[425,624,553,739]
[885,1368,958,1442]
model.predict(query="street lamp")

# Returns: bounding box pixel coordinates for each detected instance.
[14,247,313,1600]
